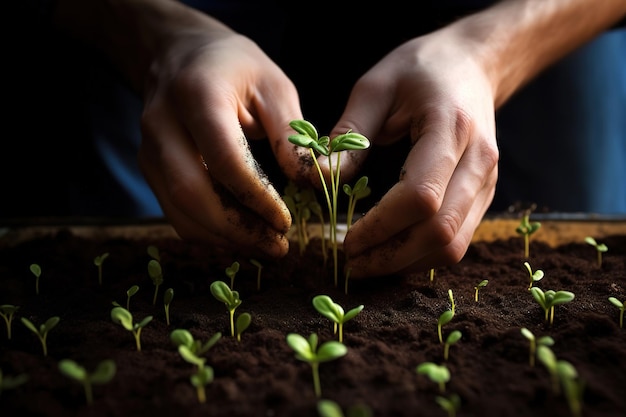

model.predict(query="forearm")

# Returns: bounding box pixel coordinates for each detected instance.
[453,0,626,108]
[51,0,231,93]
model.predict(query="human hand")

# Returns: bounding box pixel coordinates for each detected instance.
[133,5,307,258]
[325,27,500,278]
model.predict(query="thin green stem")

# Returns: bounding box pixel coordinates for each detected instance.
[84,381,94,405]
[312,362,321,398]
[134,329,142,351]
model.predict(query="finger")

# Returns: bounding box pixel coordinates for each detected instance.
[140,102,289,258]
[179,88,292,236]
[345,135,498,278]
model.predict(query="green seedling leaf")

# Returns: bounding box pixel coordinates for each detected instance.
[93,252,110,286]
[30,263,42,295]
[557,360,585,417]
[0,369,29,394]
[21,316,59,356]
[443,330,462,361]
[608,297,624,328]
[178,345,206,368]
[111,306,153,351]
[225,261,240,289]
[585,236,608,267]
[148,259,163,305]
[236,312,251,342]
[416,362,450,393]
[210,280,242,337]
[0,304,19,340]
[147,245,160,261]
[438,310,454,344]
[524,261,544,290]
[287,332,347,398]
[58,359,116,405]
[435,393,461,417]
[312,295,364,343]
[190,366,214,403]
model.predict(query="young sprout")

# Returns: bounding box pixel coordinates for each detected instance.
[110,306,153,351]
[316,399,373,417]
[0,305,19,339]
[557,360,585,417]
[190,366,214,404]
[608,297,624,328]
[170,328,222,357]
[537,345,560,394]
[437,310,454,344]
[584,236,608,267]
[163,288,174,326]
[288,119,370,287]
[21,316,60,356]
[58,359,116,405]
[147,259,163,306]
[249,258,263,291]
[530,288,575,326]
[474,280,488,302]
[225,261,240,289]
[443,330,462,361]
[236,312,251,342]
[515,208,541,258]
[30,263,42,295]
[523,261,544,290]
[448,289,456,315]
[210,280,242,337]
[147,244,160,261]
[112,284,139,311]
[312,295,364,343]
[286,332,347,398]
[0,368,29,395]
[416,362,450,393]
[435,393,461,417]
[520,327,555,367]
[283,181,314,255]
[93,252,109,286]
[428,268,436,282]
[343,175,371,229]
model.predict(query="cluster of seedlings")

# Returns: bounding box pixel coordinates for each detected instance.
[1,120,624,417]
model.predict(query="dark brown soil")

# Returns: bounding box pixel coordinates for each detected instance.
[0,225,625,417]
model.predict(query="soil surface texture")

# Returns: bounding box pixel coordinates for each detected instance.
[0,225,625,417]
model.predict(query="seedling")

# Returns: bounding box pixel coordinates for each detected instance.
[21,316,60,356]
[474,280,488,302]
[435,393,461,417]
[343,175,370,229]
[58,359,116,405]
[190,366,213,403]
[288,119,370,287]
[225,261,240,289]
[163,288,174,326]
[0,304,19,339]
[210,280,242,337]
[317,399,373,417]
[537,345,560,394]
[112,284,139,311]
[608,297,624,328]
[448,289,456,315]
[584,236,608,267]
[286,332,347,398]
[110,306,153,351]
[170,328,222,357]
[557,360,584,417]
[283,181,314,255]
[30,263,42,295]
[147,259,163,306]
[0,368,29,395]
[312,295,364,343]
[443,330,462,361]
[416,362,450,393]
[523,261,544,290]
[438,310,454,344]
[147,245,160,261]
[520,327,554,367]
[93,252,109,286]
[249,258,263,291]
[515,209,541,258]
[236,312,251,342]
[530,287,575,326]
